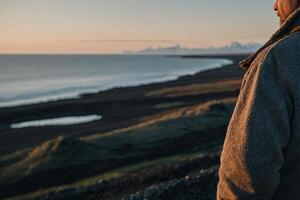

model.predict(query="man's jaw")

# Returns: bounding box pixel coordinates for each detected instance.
[280,17,285,25]
[277,13,285,25]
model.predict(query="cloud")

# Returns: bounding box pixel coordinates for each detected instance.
[77,39,182,43]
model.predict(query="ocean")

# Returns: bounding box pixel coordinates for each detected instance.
[0,54,232,108]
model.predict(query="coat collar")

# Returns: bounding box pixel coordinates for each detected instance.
[240,7,300,69]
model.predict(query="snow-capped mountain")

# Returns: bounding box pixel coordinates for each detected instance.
[123,42,262,55]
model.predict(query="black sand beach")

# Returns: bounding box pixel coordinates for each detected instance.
[0,54,246,155]
[0,54,248,199]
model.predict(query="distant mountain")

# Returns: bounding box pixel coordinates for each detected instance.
[123,42,262,55]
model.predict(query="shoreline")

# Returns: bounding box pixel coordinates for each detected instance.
[0,56,233,109]
[0,54,248,155]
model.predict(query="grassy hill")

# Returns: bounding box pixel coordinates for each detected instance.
[0,98,236,199]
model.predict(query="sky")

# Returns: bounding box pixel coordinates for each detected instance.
[0,0,279,54]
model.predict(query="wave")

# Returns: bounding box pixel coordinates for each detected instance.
[0,57,233,108]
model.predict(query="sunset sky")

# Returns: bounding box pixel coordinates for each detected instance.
[0,0,278,54]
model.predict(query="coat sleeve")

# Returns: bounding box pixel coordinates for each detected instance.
[217,51,293,200]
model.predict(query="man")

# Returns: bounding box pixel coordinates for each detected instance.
[217,0,300,199]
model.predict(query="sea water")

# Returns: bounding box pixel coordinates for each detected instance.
[0,55,232,108]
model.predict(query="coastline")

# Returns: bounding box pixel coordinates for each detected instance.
[0,55,232,109]
[0,54,249,199]
[0,54,248,155]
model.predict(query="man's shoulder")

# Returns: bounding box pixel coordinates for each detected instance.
[262,31,300,82]
[271,31,300,56]
[246,31,300,78]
